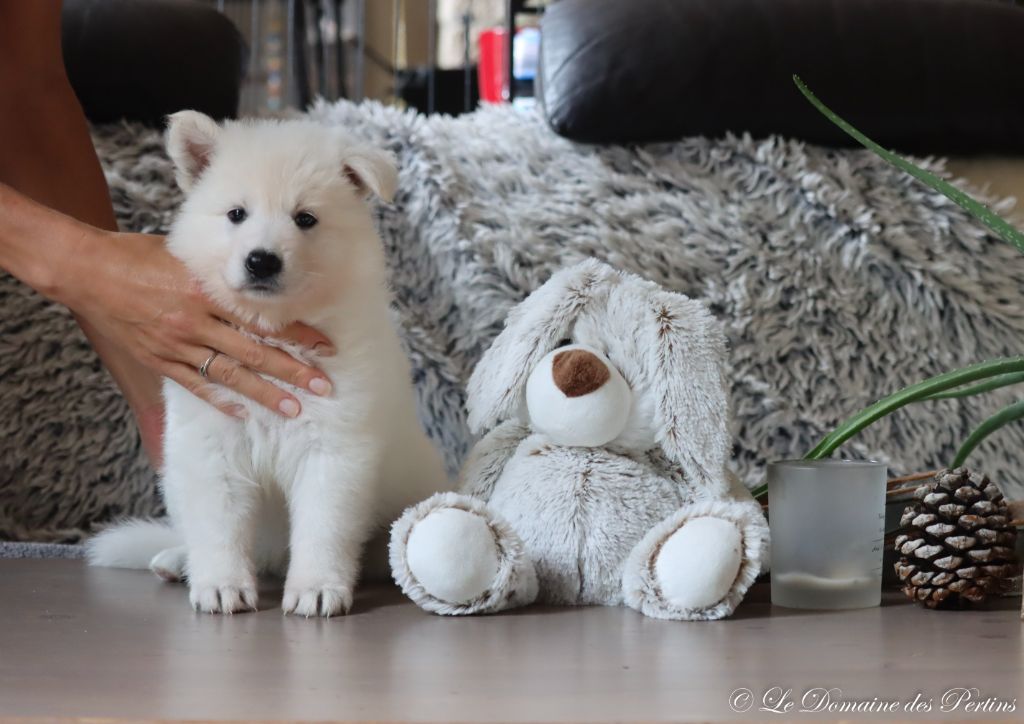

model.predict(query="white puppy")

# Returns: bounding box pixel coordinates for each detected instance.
[87,112,449,616]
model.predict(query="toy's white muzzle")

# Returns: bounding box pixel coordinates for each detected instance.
[524,344,632,447]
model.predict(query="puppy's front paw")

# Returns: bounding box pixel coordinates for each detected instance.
[189,578,259,614]
[282,582,353,617]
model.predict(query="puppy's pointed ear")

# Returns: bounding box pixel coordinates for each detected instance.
[166,111,221,192]
[642,287,732,493]
[466,258,618,434]
[343,146,398,202]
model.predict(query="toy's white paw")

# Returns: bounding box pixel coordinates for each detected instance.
[282,582,353,617]
[654,516,742,610]
[406,508,500,604]
[150,546,187,582]
[189,577,258,614]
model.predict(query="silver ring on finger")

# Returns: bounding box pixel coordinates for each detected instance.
[198,350,221,379]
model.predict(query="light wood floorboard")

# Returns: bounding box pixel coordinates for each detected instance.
[0,560,1020,722]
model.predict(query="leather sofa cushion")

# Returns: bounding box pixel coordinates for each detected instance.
[538,0,1024,154]
[63,0,246,124]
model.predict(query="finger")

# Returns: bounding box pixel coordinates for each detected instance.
[159,361,248,419]
[201,351,302,419]
[274,322,335,356]
[186,280,334,356]
[206,310,335,358]
[198,321,332,397]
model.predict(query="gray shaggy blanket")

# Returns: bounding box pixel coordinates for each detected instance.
[3,101,1023,543]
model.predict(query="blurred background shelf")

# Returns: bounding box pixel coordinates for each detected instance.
[212,0,546,116]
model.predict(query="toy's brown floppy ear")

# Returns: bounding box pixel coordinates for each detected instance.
[643,289,732,493]
[466,258,618,434]
[166,110,221,192]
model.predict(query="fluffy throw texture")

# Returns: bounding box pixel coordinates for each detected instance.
[0,541,85,559]
[0,127,173,542]
[3,101,1023,543]
[389,260,770,620]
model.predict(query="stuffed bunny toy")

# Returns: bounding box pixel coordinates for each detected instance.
[389,259,769,620]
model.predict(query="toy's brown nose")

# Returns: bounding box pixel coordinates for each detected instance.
[552,349,610,397]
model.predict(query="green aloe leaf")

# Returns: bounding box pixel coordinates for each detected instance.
[952,400,1024,468]
[754,359,1024,499]
[805,357,1024,463]
[922,372,1024,401]
[793,75,1024,256]
[756,80,1024,501]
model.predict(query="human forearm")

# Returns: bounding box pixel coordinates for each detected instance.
[0,182,99,301]
[0,0,118,232]
[0,0,166,462]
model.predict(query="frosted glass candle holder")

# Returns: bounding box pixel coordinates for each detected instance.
[768,460,886,610]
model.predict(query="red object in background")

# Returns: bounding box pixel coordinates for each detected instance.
[477,28,507,103]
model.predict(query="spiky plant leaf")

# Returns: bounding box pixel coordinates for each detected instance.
[923,372,1024,401]
[806,358,1024,461]
[756,80,1024,498]
[753,357,1024,500]
[952,400,1024,468]
[793,75,1024,256]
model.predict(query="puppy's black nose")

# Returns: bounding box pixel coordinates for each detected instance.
[244,249,283,280]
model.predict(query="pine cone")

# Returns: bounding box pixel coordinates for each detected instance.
[894,468,1019,609]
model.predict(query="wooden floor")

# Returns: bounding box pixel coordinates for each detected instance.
[0,559,1021,722]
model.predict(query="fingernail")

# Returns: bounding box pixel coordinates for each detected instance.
[313,342,337,357]
[278,398,300,418]
[309,377,332,396]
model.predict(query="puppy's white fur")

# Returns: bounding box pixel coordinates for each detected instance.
[88,112,449,616]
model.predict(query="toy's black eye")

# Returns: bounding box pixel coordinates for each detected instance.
[294,211,318,229]
[227,207,247,224]
[556,338,573,348]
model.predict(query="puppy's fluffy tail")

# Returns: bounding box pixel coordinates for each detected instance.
[86,519,182,569]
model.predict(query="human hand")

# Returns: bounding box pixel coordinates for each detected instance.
[53,229,333,419]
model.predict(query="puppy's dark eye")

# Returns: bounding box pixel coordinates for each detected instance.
[294,211,318,229]
[556,338,573,348]
[227,208,247,224]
